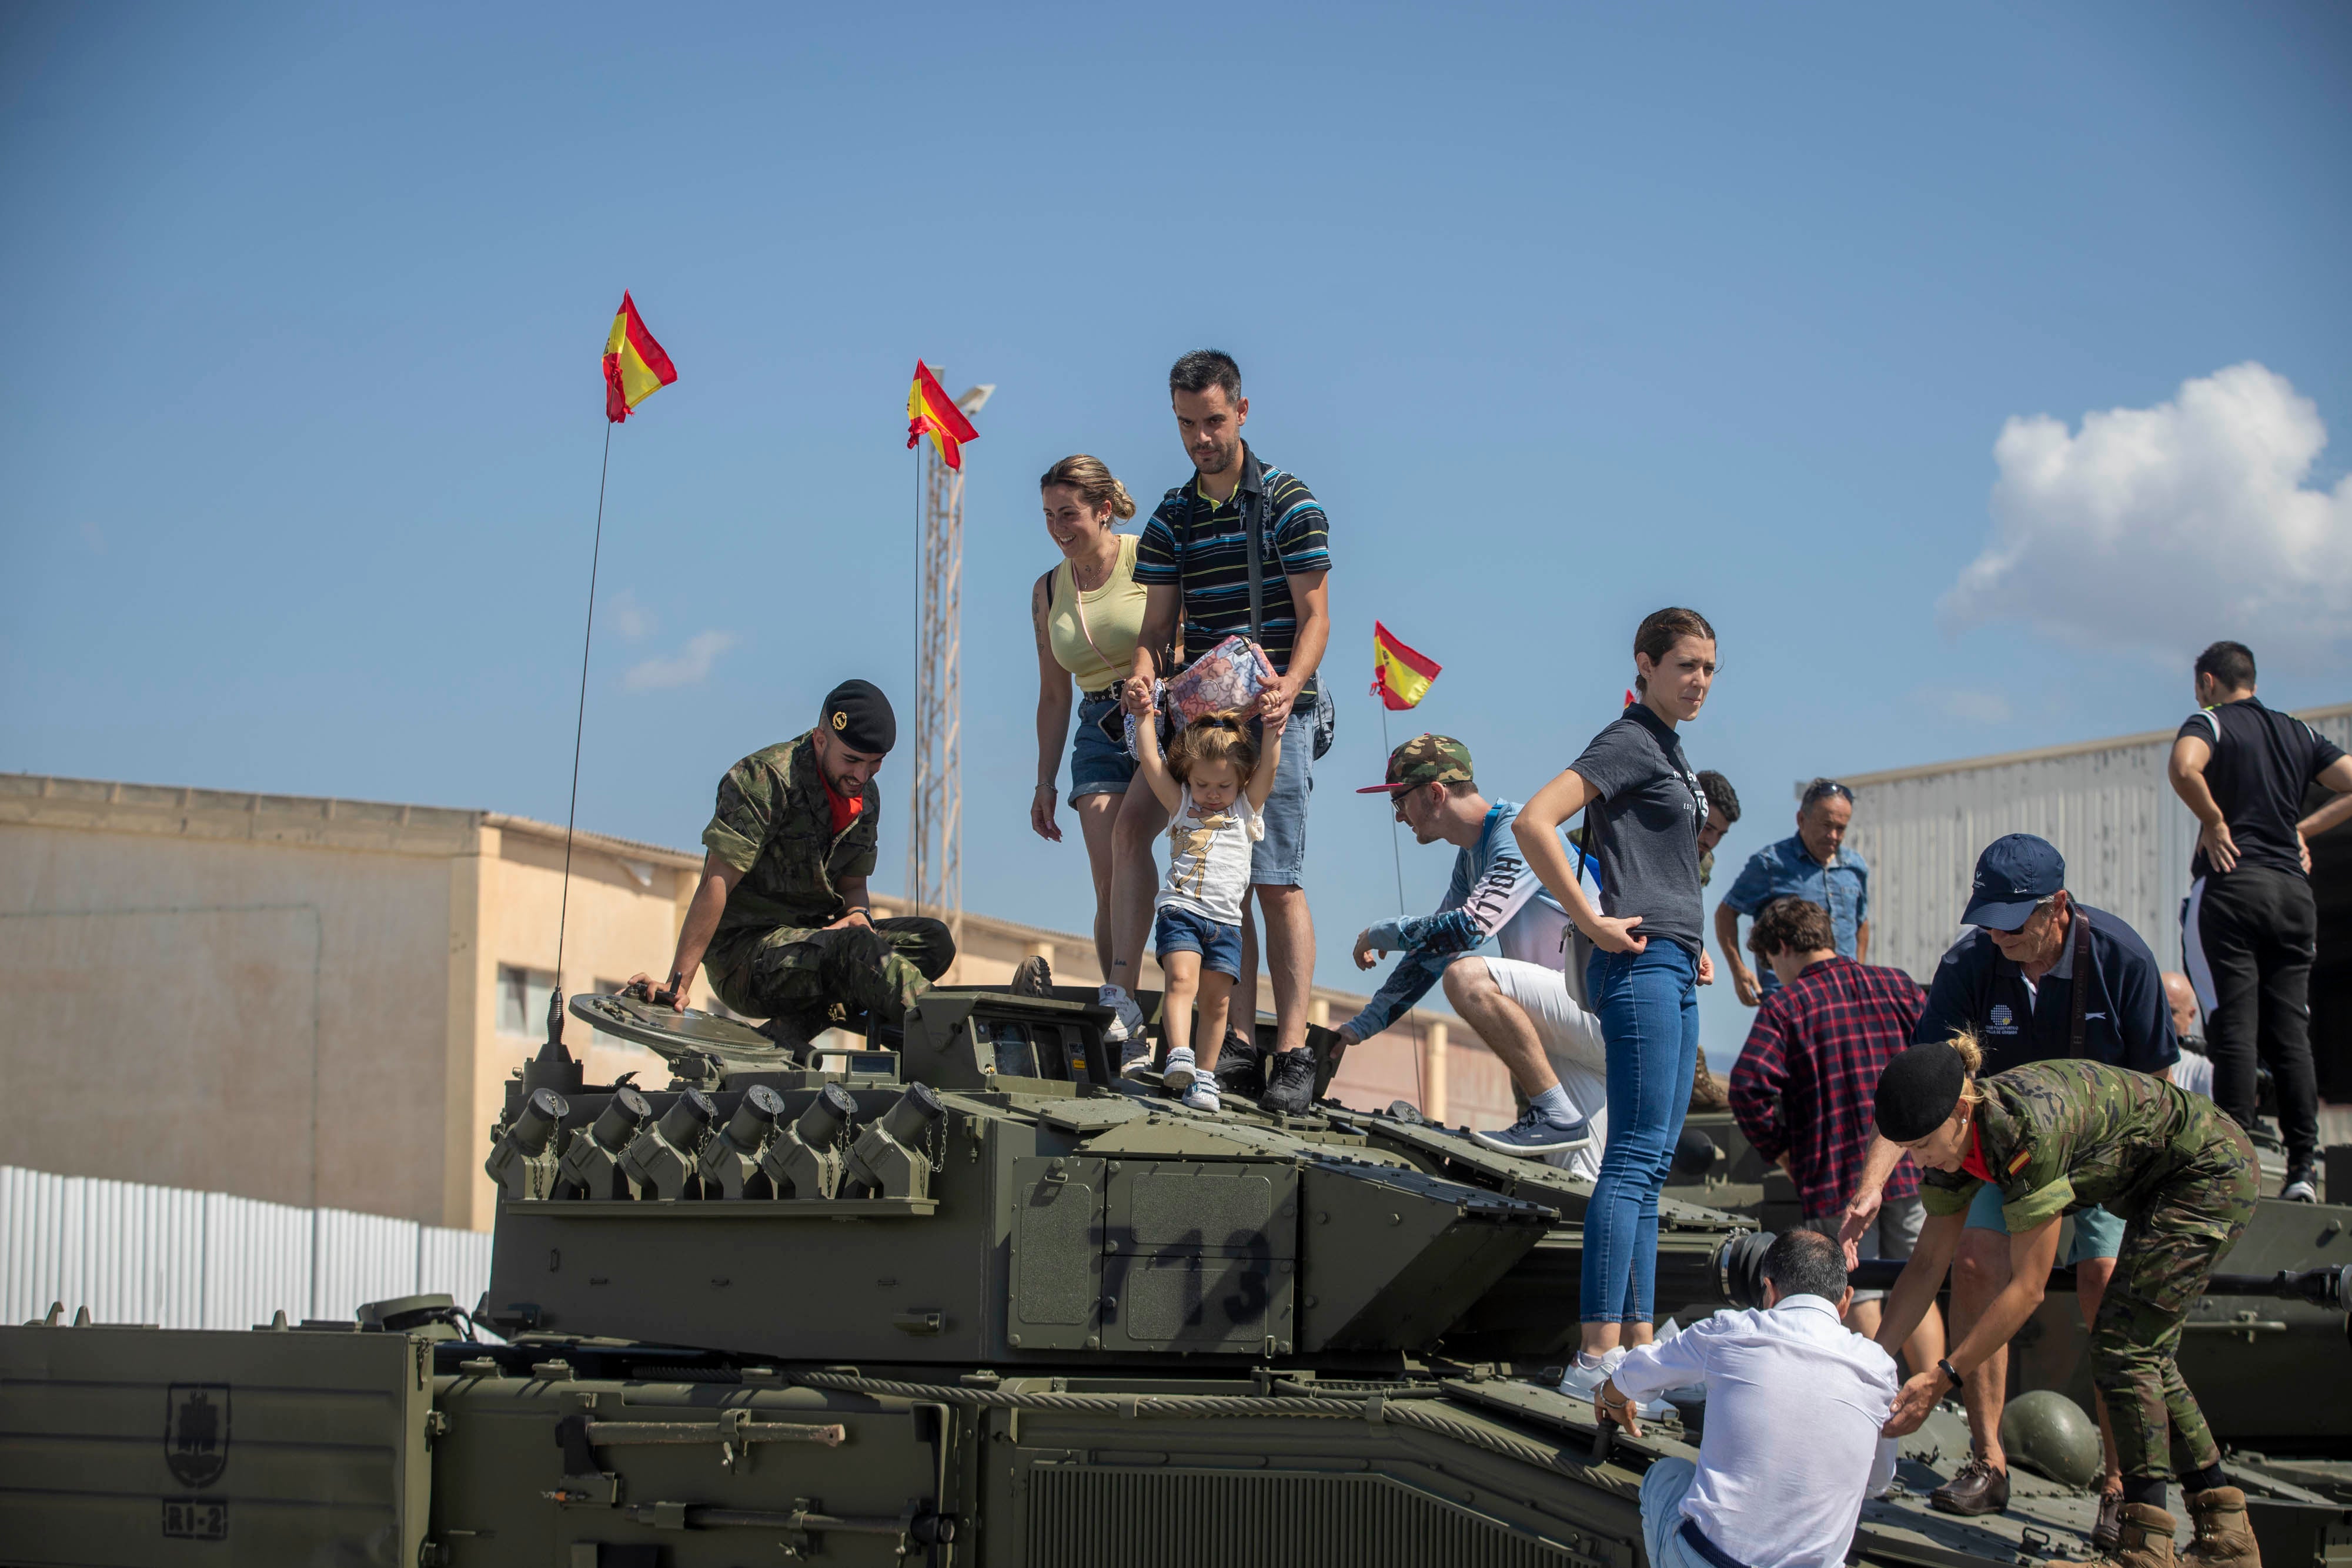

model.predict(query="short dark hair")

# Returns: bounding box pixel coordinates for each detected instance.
[1170,349,1242,402]
[1697,770,1739,824]
[1750,897,1836,959]
[2194,641,2256,692]
[1800,778,1854,811]
[1763,1228,1847,1304]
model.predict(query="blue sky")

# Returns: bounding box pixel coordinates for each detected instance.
[5,3,2347,1054]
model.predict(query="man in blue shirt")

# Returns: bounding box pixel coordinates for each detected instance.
[1717,778,1870,1007]
[1334,734,1606,1162]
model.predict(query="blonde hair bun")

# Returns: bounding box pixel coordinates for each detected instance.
[1947,1031,1984,1076]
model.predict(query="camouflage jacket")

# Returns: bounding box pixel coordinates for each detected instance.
[1919,1059,2234,1233]
[700,731,880,961]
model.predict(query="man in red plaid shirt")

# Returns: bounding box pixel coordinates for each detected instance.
[1729,897,1946,1373]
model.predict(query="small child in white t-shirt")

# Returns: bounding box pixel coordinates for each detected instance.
[1131,711,1284,1112]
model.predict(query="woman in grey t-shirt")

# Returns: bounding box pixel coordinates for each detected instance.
[1514,607,1718,1403]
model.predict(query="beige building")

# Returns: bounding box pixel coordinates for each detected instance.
[2,773,1508,1233]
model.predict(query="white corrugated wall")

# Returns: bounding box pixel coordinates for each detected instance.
[1845,705,2352,983]
[1,1165,492,1329]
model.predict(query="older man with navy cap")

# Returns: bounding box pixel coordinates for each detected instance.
[1840,833,2175,1532]
[634,679,956,1048]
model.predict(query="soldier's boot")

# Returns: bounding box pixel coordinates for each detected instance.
[1688,1044,1730,1112]
[2058,1503,2178,1568]
[2180,1488,2260,1568]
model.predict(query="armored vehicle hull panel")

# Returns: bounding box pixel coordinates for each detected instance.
[0,1322,432,1567]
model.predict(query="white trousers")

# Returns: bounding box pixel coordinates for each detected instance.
[1462,955,1611,1181]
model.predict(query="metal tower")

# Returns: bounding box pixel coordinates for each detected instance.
[907,379,992,961]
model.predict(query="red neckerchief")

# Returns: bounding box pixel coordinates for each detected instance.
[1959,1122,1996,1185]
[823,775,864,838]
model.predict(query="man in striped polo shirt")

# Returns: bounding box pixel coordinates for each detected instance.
[1124,349,1334,1115]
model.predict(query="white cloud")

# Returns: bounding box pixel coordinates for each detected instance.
[1942,362,2352,668]
[607,589,655,640]
[623,630,737,691]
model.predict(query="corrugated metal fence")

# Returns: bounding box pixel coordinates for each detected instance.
[2,1165,492,1329]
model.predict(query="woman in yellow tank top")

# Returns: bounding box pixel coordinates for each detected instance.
[1031,455,1152,983]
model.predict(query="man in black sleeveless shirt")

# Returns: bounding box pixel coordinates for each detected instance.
[2168,640,2352,1202]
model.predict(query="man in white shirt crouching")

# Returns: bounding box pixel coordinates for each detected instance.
[1597,1229,1899,1568]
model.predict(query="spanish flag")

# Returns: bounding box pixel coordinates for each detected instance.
[1372,621,1441,711]
[906,360,981,470]
[603,292,677,423]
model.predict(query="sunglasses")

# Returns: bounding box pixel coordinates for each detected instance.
[1984,896,2059,937]
[1802,780,1853,807]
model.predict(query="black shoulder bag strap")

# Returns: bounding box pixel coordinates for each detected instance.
[1241,458,1268,648]
[2066,908,2093,1058]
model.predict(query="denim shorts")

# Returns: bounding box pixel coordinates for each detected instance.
[1964,1183,2126,1263]
[1248,686,1332,887]
[1068,692,1136,807]
[1153,904,1243,981]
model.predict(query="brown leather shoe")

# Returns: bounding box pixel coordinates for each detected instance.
[2094,1490,2126,1552]
[2180,1486,2260,1568]
[1931,1457,2011,1516]
[2058,1503,2177,1568]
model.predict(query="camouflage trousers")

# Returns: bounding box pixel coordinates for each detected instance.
[2088,1116,2258,1481]
[721,917,955,1041]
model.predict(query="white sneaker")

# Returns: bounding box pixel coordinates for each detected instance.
[1182,1079,1221,1114]
[1556,1349,1674,1420]
[1556,1348,1622,1402]
[1162,1045,1198,1092]
[1099,986,1148,1044]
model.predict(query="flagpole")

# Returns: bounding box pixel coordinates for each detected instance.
[1378,700,1429,1116]
[553,420,614,1000]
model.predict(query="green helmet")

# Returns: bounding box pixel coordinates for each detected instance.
[2000,1390,2102,1489]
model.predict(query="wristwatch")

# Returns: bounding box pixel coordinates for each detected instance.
[1937,1356,1965,1392]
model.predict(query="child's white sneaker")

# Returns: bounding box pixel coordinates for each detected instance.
[1161,1045,1198,1091]
[1182,1079,1221,1114]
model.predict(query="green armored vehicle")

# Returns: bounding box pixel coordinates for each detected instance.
[5,987,2347,1567]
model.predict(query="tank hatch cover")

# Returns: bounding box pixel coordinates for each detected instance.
[568,992,789,1079]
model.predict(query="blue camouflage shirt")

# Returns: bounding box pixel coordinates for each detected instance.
[1722,834,1870,995]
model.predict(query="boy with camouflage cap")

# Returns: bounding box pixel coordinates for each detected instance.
[1337,733,1608,1162]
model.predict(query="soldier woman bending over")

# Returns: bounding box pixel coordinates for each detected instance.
[1870,1036,2259,1568]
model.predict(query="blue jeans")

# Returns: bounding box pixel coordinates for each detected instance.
[1248,686,1332,886]
[1581,942,1700,1324]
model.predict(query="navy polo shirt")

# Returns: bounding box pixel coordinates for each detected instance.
[1913,902,2178,1078]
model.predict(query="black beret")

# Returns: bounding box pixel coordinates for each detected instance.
[1874,1041,1970,1142]
[821,679,896,754]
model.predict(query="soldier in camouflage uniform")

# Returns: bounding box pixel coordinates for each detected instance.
[1869,1038,2261,1568]
[636,680,954,1046]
